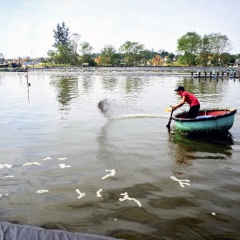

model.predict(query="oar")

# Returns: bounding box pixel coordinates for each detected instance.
[166,106,173,129]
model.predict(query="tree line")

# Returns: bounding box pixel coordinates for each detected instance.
[47,22,240,67]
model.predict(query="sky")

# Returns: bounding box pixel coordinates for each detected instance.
[1,0,240,59]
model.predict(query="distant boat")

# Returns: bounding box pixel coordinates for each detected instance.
[172,108,237,133]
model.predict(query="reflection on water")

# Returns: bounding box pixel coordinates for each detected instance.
[82,75,95,93]
[168,129,234,176]
[124,76,149,94]
[0,72,240,240]
[101,76,118,91]
[49,76,79,110]
[180,77,226,105]
[171,130,233,158]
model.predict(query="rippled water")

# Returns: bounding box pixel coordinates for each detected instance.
[0,71,240,239]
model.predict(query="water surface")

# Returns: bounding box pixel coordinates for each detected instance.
[0,71,240,239]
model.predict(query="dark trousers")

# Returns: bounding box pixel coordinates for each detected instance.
[186,105,200,118]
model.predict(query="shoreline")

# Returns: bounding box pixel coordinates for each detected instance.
[1,66,239,77]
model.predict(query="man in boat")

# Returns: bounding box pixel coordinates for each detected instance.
[172,86,200,118]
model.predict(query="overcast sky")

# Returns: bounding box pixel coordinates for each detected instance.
[1,0,240,59]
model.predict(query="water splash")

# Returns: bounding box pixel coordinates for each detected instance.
[111,114,168,120]
[98,99,168,120]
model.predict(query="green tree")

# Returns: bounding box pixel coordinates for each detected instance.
[158,49,169,58]
[70,33,81,65]
[100,45,118,66]
[207,33,231,66]
[47,50,57,63]
[177,32,201,66]
[220,52,231,65]
[55,44,75,64]
[198,35,211,66]
[79,42,94,66]
[53,22,70,47]
[140,49,154,65]
[49,22,81,65]
[0,53,5,64]
[220,53,236,65]
[119,41,145,66]
[235,54,240,59]
[80,42,93,55]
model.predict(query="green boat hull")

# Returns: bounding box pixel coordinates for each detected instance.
[172,108,237,133]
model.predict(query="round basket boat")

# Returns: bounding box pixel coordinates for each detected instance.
[172,108,237,133]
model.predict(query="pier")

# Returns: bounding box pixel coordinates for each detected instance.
[191,70,240,80]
